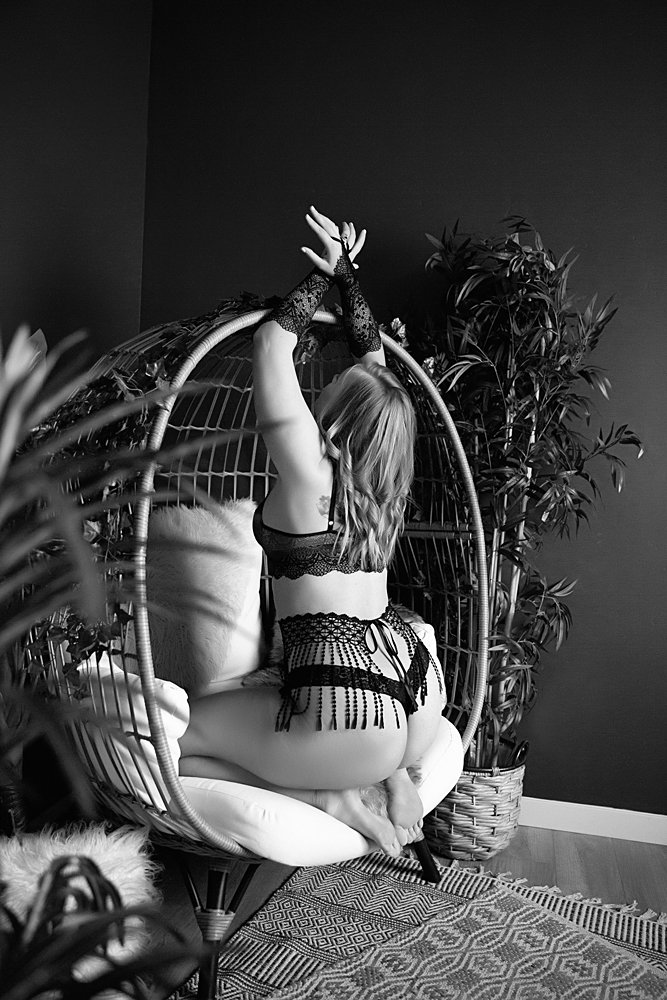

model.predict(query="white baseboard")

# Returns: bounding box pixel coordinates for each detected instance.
[519,797,667,846]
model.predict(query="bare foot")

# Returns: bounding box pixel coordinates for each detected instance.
[315,788,402,857]
[384,769,424,847]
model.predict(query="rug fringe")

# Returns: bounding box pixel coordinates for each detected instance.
[444,860,667,923]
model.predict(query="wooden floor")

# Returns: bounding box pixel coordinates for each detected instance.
[148,828,667,998]
[481,826,667,913]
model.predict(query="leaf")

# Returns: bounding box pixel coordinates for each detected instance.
[579,366,611,399]
[609,458,626,492]
[618,429,644,458]
[23,378,218,466]
[455,272,488,307]
[425,232,445,250]
[438,355,489,390]
[545,576,578,598]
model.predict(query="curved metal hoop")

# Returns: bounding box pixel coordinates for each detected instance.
[132,309,489,852]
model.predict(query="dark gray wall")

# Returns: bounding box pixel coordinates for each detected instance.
[0,0,152,357]
[0,0,152,826]
[142,1,667,816]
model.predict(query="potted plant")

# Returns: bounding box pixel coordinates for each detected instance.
[0,851,195,1000]
[404,219,642,859]
[0,326,204,993]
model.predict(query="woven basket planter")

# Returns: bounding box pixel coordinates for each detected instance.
[424,763,525,861]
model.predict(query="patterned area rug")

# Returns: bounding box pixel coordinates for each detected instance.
[173,853,667,999]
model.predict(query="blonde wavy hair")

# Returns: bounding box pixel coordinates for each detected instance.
[316,362,416,572]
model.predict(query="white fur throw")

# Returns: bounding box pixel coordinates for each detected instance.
[0,823,160,980]
[146,498,263,695]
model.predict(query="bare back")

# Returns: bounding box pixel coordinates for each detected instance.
[259,466,389,621]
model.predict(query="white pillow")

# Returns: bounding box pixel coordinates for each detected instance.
[146,499,264,696]
[77,651,462,865]
[178,716,462,866]
[78,655,189,809]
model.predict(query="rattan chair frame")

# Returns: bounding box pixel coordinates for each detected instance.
[50,308,489,997]
[131,309,488,856]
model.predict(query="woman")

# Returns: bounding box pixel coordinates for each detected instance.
[179,206,445,856]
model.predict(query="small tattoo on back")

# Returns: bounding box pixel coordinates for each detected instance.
[316,495,330,516]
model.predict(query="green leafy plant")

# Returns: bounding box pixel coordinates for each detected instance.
[0,853,192,1000]
[0,323,236,697]
[0,323,236,989]
[410,219,642,768]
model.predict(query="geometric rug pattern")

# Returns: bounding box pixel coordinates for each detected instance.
[172,852,667,999]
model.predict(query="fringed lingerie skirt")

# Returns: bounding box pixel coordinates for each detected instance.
[275,602,443,732]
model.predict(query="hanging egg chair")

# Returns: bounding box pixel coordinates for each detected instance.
[43,301,489,999]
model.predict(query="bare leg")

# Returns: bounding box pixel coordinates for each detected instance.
[181,684,407,788]
[383,660,444,845]
[179,753,402,856]
[179,626,441,854]
[179,685,408,855]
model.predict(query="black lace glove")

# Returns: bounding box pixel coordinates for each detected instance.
[333,240,382,358]
[265,269,333,337]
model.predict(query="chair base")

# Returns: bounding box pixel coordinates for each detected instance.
[410,836,442,883]
[178,859,261,1000]
[183,840,441,999]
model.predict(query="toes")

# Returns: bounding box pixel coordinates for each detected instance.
[400,823,423,845]
[367,812,403,857]
[394,825,410,847]
[393,824,426,847]
[384,837,402,857]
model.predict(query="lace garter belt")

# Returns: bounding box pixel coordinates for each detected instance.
[275,603,443,732]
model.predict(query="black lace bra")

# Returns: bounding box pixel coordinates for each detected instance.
[252,482,363,580]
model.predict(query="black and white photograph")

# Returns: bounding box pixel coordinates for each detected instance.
[1,2,666,997]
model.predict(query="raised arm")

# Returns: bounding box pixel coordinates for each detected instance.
[253,268,333,480]
[255,210,372,480]
[334,231,385,366]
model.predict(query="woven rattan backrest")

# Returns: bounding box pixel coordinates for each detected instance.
[131,309,488,846]
[47,307,488,855]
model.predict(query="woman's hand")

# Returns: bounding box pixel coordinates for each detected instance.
[301,205,367,277]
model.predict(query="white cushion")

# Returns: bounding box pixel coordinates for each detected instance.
[78,640,462,865]
[146,499,264,695]
[78,656,189,808]
[179,716,462,866]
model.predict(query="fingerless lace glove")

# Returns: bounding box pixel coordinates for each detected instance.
[265,269,333,337]
[334,240,382,358]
